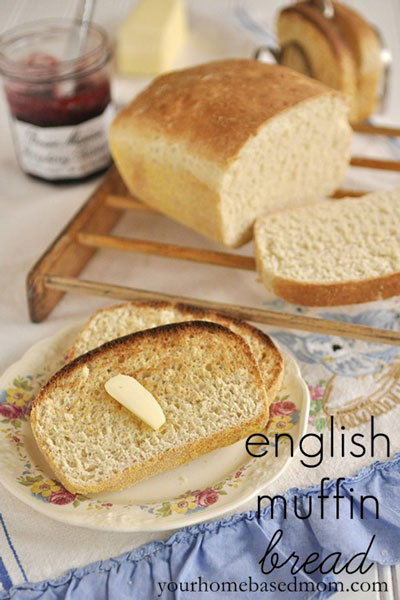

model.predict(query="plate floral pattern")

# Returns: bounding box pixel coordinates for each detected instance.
[139,388,301,519]
[0,325,309,531]
[1,374,113,512]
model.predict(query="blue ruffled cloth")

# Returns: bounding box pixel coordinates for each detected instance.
[2,455,400,600]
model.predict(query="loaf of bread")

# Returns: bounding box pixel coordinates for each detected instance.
[109,59,351,247]
[254,189,400,306]
[31,321,270,494]
[68,300,284,401]
[277,1,382,123]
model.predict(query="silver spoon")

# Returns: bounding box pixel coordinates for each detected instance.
[60,0,96,95]
[75,0,96,59]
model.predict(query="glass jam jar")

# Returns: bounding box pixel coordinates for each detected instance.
[0,19,113,182]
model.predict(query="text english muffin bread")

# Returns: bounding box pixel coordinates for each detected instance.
[109,59,352,247]
[254,188,400,306]
[31,321,279,494]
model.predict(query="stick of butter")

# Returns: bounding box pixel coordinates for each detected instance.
[105,374,166,430]
[116,0,188,76]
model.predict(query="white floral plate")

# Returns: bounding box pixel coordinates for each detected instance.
[0,323,310,532]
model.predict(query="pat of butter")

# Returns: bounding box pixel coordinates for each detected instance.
[105,374,165,430]
[116,0,188,76]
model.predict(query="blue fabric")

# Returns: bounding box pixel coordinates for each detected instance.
[2,455,400,600]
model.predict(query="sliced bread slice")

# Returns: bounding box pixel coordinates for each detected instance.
[68,300,284,404]
[31,321,268,494]
[254,189,400,306]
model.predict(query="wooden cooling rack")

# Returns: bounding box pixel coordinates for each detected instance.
[27,123,400,346]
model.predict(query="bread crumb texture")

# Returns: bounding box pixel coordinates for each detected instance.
[69,301,283,397]
[31,321,268,493]
[256,191,400,282]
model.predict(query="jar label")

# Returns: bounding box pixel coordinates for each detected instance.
[11,104,115,179]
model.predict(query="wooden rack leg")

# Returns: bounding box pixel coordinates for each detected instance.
[350,157,400,172]
[27,168,127,323]
[352,123,400,137]
[44,275,400,347]
[77,232,256,270]
[331,189,366,198]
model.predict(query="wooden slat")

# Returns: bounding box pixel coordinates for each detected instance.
[353,123,400,137]
[350,156,400,172]
[44,275,400,347]
[26,168,128,323]
[105,194,156,212]
[77,232,256,270]
[331,188,366,198]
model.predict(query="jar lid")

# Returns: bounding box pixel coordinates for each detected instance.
[0,19,111,83]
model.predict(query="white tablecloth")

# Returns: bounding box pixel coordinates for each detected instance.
[0,1,400,595]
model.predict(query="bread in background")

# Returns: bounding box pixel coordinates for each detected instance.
[277,1,383,123]
[109,59,351,247]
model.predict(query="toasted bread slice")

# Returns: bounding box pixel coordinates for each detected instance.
[31,321,269,494]
[68,300,284,404]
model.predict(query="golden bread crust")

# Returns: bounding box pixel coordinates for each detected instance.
[109,59,350,247]
[268,272,400,307]
[110,59,338,165]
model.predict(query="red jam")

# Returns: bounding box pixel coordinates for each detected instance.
[5,55,111,128]
[0,21,112,182]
